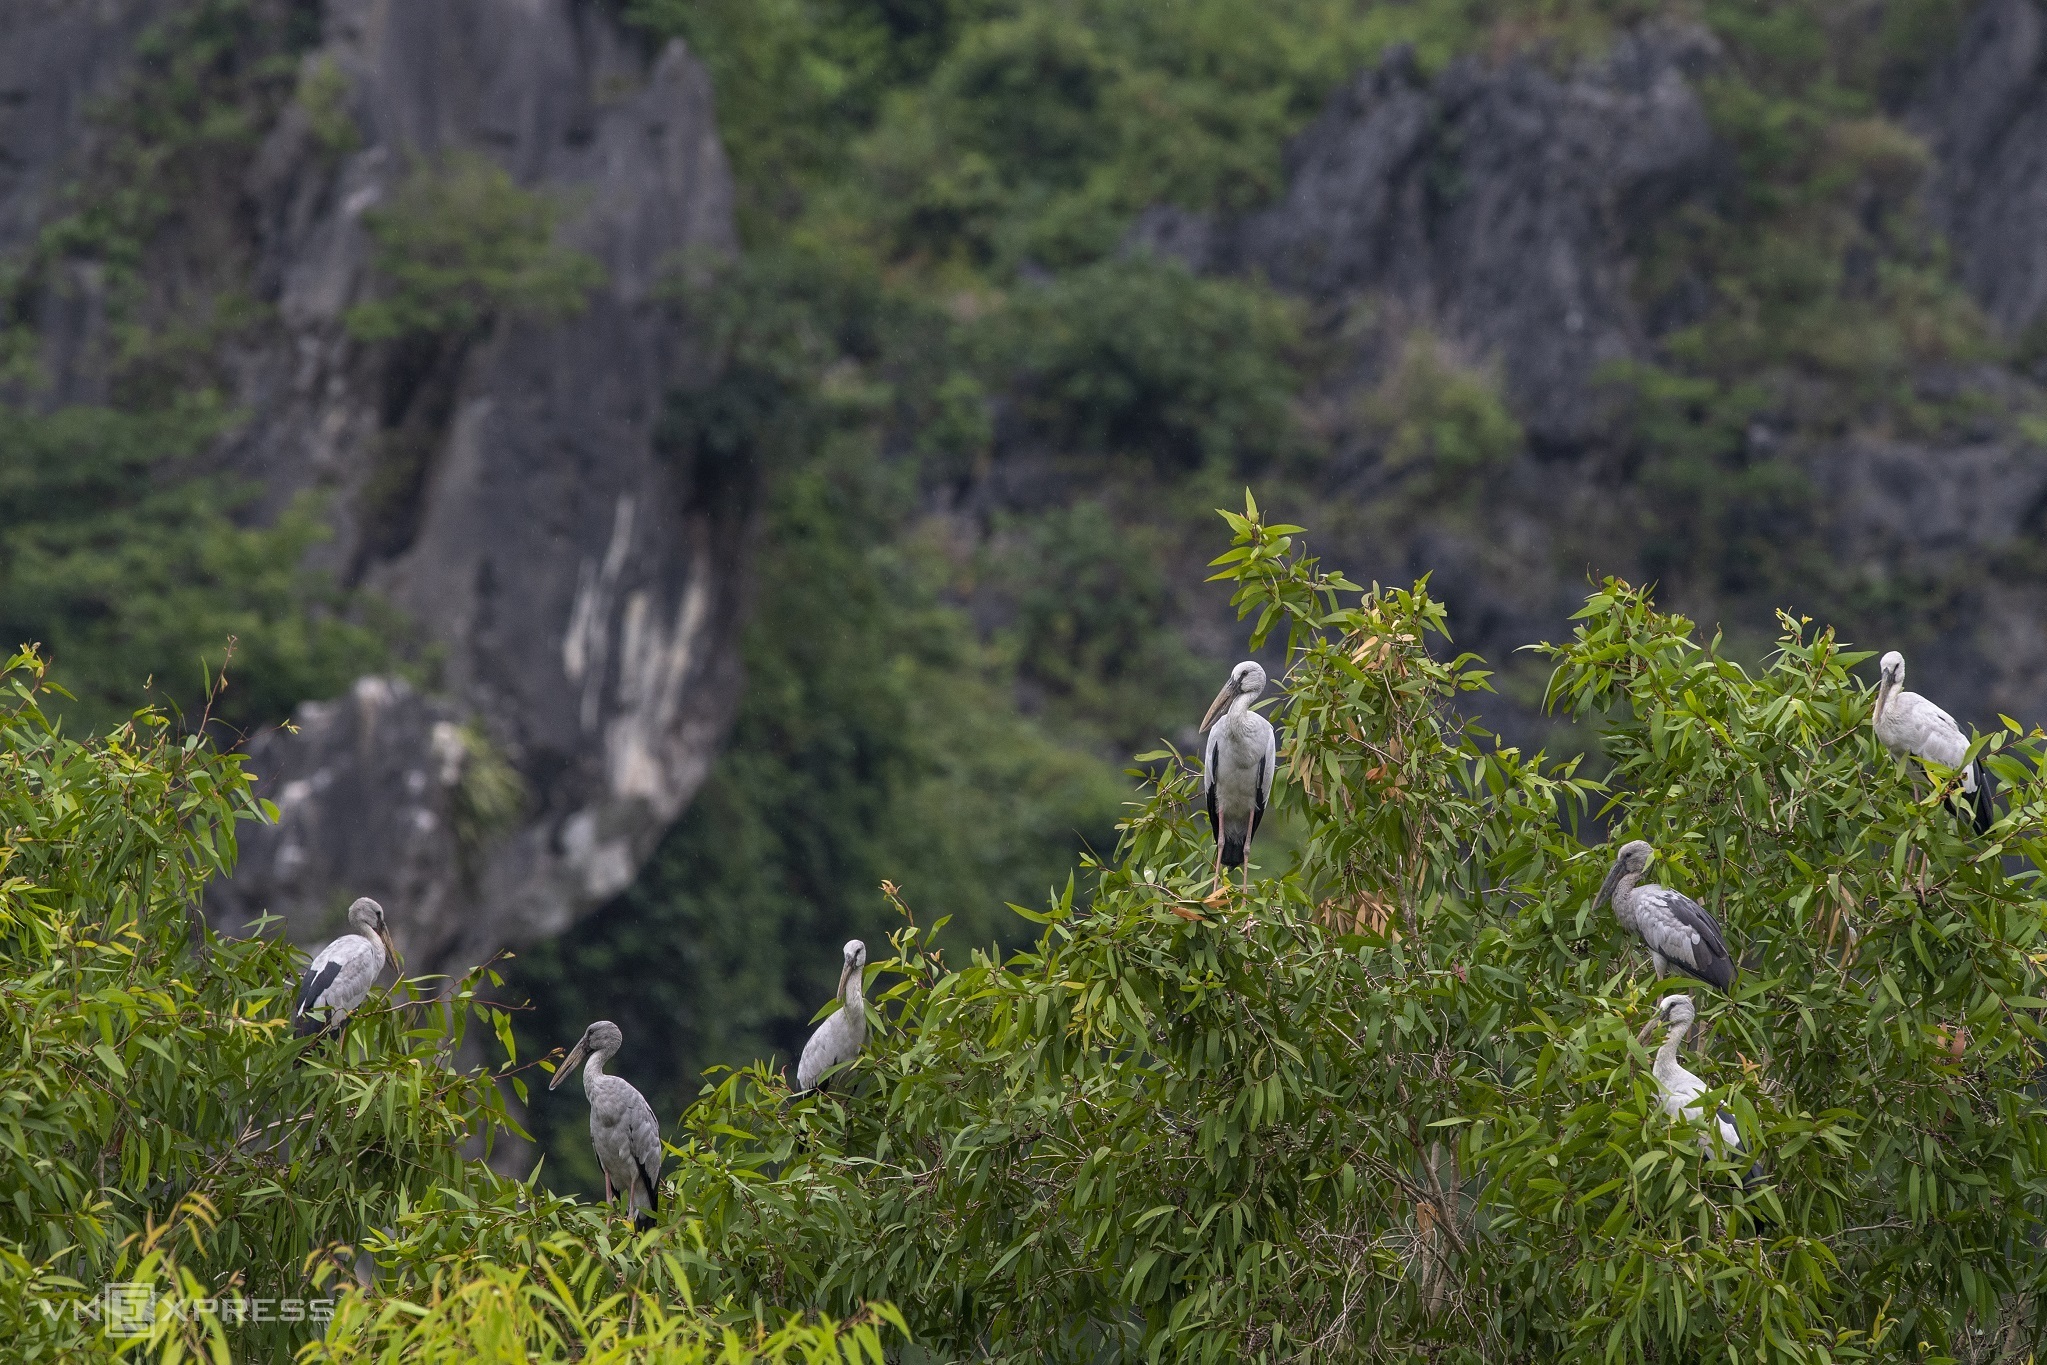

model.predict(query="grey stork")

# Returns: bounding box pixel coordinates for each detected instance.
[1641,994,1765,1189]
[293,897,399,1038]
[1592,841,1734,992]
[549,1020,661,1231]
[1873,650,1991,835]
[1201,660,1277,896]
[796,940,868,1093]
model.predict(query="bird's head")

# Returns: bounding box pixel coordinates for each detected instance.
[348,896,401,970]
[1593,840,1654,909]
[1638,992,1696,1042]
[1874,650,1905,721]
[1201,660,1268,732]
[838,939,868,999]
[551,1019,622,1091]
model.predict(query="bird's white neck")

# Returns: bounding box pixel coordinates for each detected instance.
[843,968,864,1013]
[1226,691,1258,720]
[357,927,387,969]
[581,1048,612,1092]
[1655,1017,1690,1073]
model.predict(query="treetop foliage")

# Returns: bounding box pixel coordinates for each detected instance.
[7,498,2047,1358]
[427,499,2047,1361]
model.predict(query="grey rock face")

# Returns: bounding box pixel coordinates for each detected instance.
[1917,0,2047,338]
[208,0,746,974]
[1136,19,2047,745]
[0,0,179,260]
[7,0,748,974]
[1134,27,1721,451]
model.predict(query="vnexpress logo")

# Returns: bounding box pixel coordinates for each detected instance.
[93,1282,156,1340]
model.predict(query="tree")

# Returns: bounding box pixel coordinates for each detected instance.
[417,495,2047,1361]
[12,492,2047,1361]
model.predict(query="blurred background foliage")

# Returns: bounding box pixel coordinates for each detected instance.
[0,0,2032,1194]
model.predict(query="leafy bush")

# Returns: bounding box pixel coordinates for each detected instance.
[988,255,1303,469]
[345,152,606,343]
[303,1245,901,1363]
[1355,331,1523,492]
[0,648,521,1359]
[0,401,390,734]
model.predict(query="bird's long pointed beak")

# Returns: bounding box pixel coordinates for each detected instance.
[1592,860,1624,911]
[378,928,402,972]
[1637,1018,1660,1046]
[837,961,855,1001]
[550,1040,586,1091]
[1199,681,1236,734]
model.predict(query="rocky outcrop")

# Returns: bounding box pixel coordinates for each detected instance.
[1131,26,1721,452]
[4,0,749,974]
[0,0,179,258]
[212,0,746,973]
[1916,0,2047,340]
[1133,17,2047,744]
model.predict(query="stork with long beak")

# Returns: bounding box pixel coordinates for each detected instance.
[796,939,869,1093]
[549,1020,662,1231]
[1872,650,1991,836]
[1200,660,1277,898]
[293,897,402,1040]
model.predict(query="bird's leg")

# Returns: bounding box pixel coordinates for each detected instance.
[604,1173,614,1207]
[1238,810,1257,894]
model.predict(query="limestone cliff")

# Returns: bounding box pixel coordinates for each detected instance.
[2,0,749,975]
[1133,16,2047,742]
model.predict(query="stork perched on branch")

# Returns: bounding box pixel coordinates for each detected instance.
[1201,660,1276,897]
[1592,841,1734,993]
[550,1020,662,1231]
[1642,994,1765,1190]
[294,897,399,1039]
[1873,650,1991,835]
[796,940,868,1093]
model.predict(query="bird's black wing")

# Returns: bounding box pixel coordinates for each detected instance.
[1638,887,1735,991]
[1205,730,1221,844]
[1969,758,1993,835]
[638,1157,661,1215]
[1249,752,1268,841]
[295,960,342,1034]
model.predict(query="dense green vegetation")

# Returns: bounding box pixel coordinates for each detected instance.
[9,0,2046,1294]
[11,511,2047,1359]
[509,0,2016,1174]
[0,0,382,736]
[0,647,900,1358]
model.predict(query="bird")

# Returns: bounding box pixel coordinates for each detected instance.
[1872,650,1991,835]
[1200,660,1277,896]
[796,940,868,1093]
[294,897,400,1038]
[1641,993,1765,1190]
[1592,841,1735,992]
[549,1020,661,1231]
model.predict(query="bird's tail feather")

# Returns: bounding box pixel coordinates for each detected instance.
[1970,760,1993,835]
[1219,829,1248,869]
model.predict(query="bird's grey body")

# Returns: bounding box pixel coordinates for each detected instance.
[1593,842,1734,992]
[294,897,399,1038]
[797,940,868,1092]
[1873,651,1991,834]
[550,1020,661,1230]
[1646,994,1764,1188]
[1202,661,1277,879]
